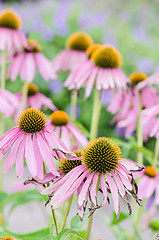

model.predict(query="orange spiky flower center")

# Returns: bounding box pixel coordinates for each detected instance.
[144,166,157,178]
[50,111,69,126]
[59,150,82,175]
[66,31,94,51]
[0,9,22,29]
[27,83,39,96]
[91,45,122,68]
[129,72,147,85]
[25,40,41,52]
[17,108,47,133]
[82,137,122,173]
[86,44,103,59]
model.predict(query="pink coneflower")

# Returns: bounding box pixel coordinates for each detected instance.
[0,89,18,117]
[142,104,159,139]
[52,31,94,72]
[47,110,88,150]
[108,72,159,137]
[7,40,56,82]
[0,9,26,51]
[65,44,129,98]
[42,137,142,219]
[16,83,57,111]
[0,108,69,179]
[136,166,159,205]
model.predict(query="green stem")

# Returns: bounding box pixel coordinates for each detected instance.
[154,138,159,167]
[85,174,101,240]
[19,81,29,114]
[51,206,59,235]
[89,88,102,141]
[43,164,59,235]
[1,48,7,89]
[60,195,73,231]
[137,92,143,165]
[70,90,77,121]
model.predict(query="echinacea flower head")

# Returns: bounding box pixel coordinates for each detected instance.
[0,89,18,118]
[65,44,129,98]
[1,237,15,240]
[42,137,142,219]
[136,166,159,205]
[0,9,26,51]
[47,110,88,150]
[108,72,159,137]
[52,31,94,72]
[7,39,56,82]
[16,83,57,111]
[129,72,147,85]
[0,108,69,179]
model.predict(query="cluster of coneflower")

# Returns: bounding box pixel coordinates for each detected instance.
[0,8,159,240]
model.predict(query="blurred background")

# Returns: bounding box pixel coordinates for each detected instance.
[1,0,159,239]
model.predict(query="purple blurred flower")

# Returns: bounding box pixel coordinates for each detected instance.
[137,58,153,74]
[119,10,132,23]
[132,27,148,42]
[115,127,126,139]
[52,1,71,36]
[49,80,63,94]
[101,90,112,106]
[66,104,81,118]
[78,12,106,31]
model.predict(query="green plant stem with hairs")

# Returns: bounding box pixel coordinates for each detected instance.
[89,88,102,141]
[85,174,101,240]
[137,92,143,165]
[0,48,7,192]
[43,163,59,236]
[70,90,77,121]
[19,81,29,114]
[154,138,159,167]
[60,195,74,231]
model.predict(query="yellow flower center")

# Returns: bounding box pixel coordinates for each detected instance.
[144,166,157,178]
[0,9,22,29]
[86,44,103,59]
[25,40,41,52]
[91,45,122,68]
[82,137,122,173]
[27,83,39,96]
[1,237,14,240]
[66,31,94,51]
[17,108,47,133]
[50,111,69,126]
[59,150,82,175]
[129,72,147,84]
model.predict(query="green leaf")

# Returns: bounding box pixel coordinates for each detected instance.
[4,228,53,240]
[70,214,88,231]
[111,212,129,225]
[0,192,8,206]
[56,229,84,240]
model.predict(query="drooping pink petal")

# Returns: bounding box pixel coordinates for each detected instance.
[100,173,108,207]
[106,172,120,218]
[16,134,26,177]
[90,172,99,206]
[4,133,24,173]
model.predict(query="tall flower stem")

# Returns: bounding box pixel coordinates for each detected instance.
[70,90,77,121]
[137,91,143,165]
[85,174,101,240]
[90,88,102,141]
[51,206,59,235]
[1,48,7,89]
[43,163,59,235]
[19,81,29,114]
[154,138,159,167]
[60,195,73,231]
[0,49,7,192]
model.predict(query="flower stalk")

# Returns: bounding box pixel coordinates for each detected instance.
[60,195,73,231]
[137,91,143,165]
[19,81,29,114]
[70,90,77,121]
[90,88,102,141]
[154,138,159,167]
